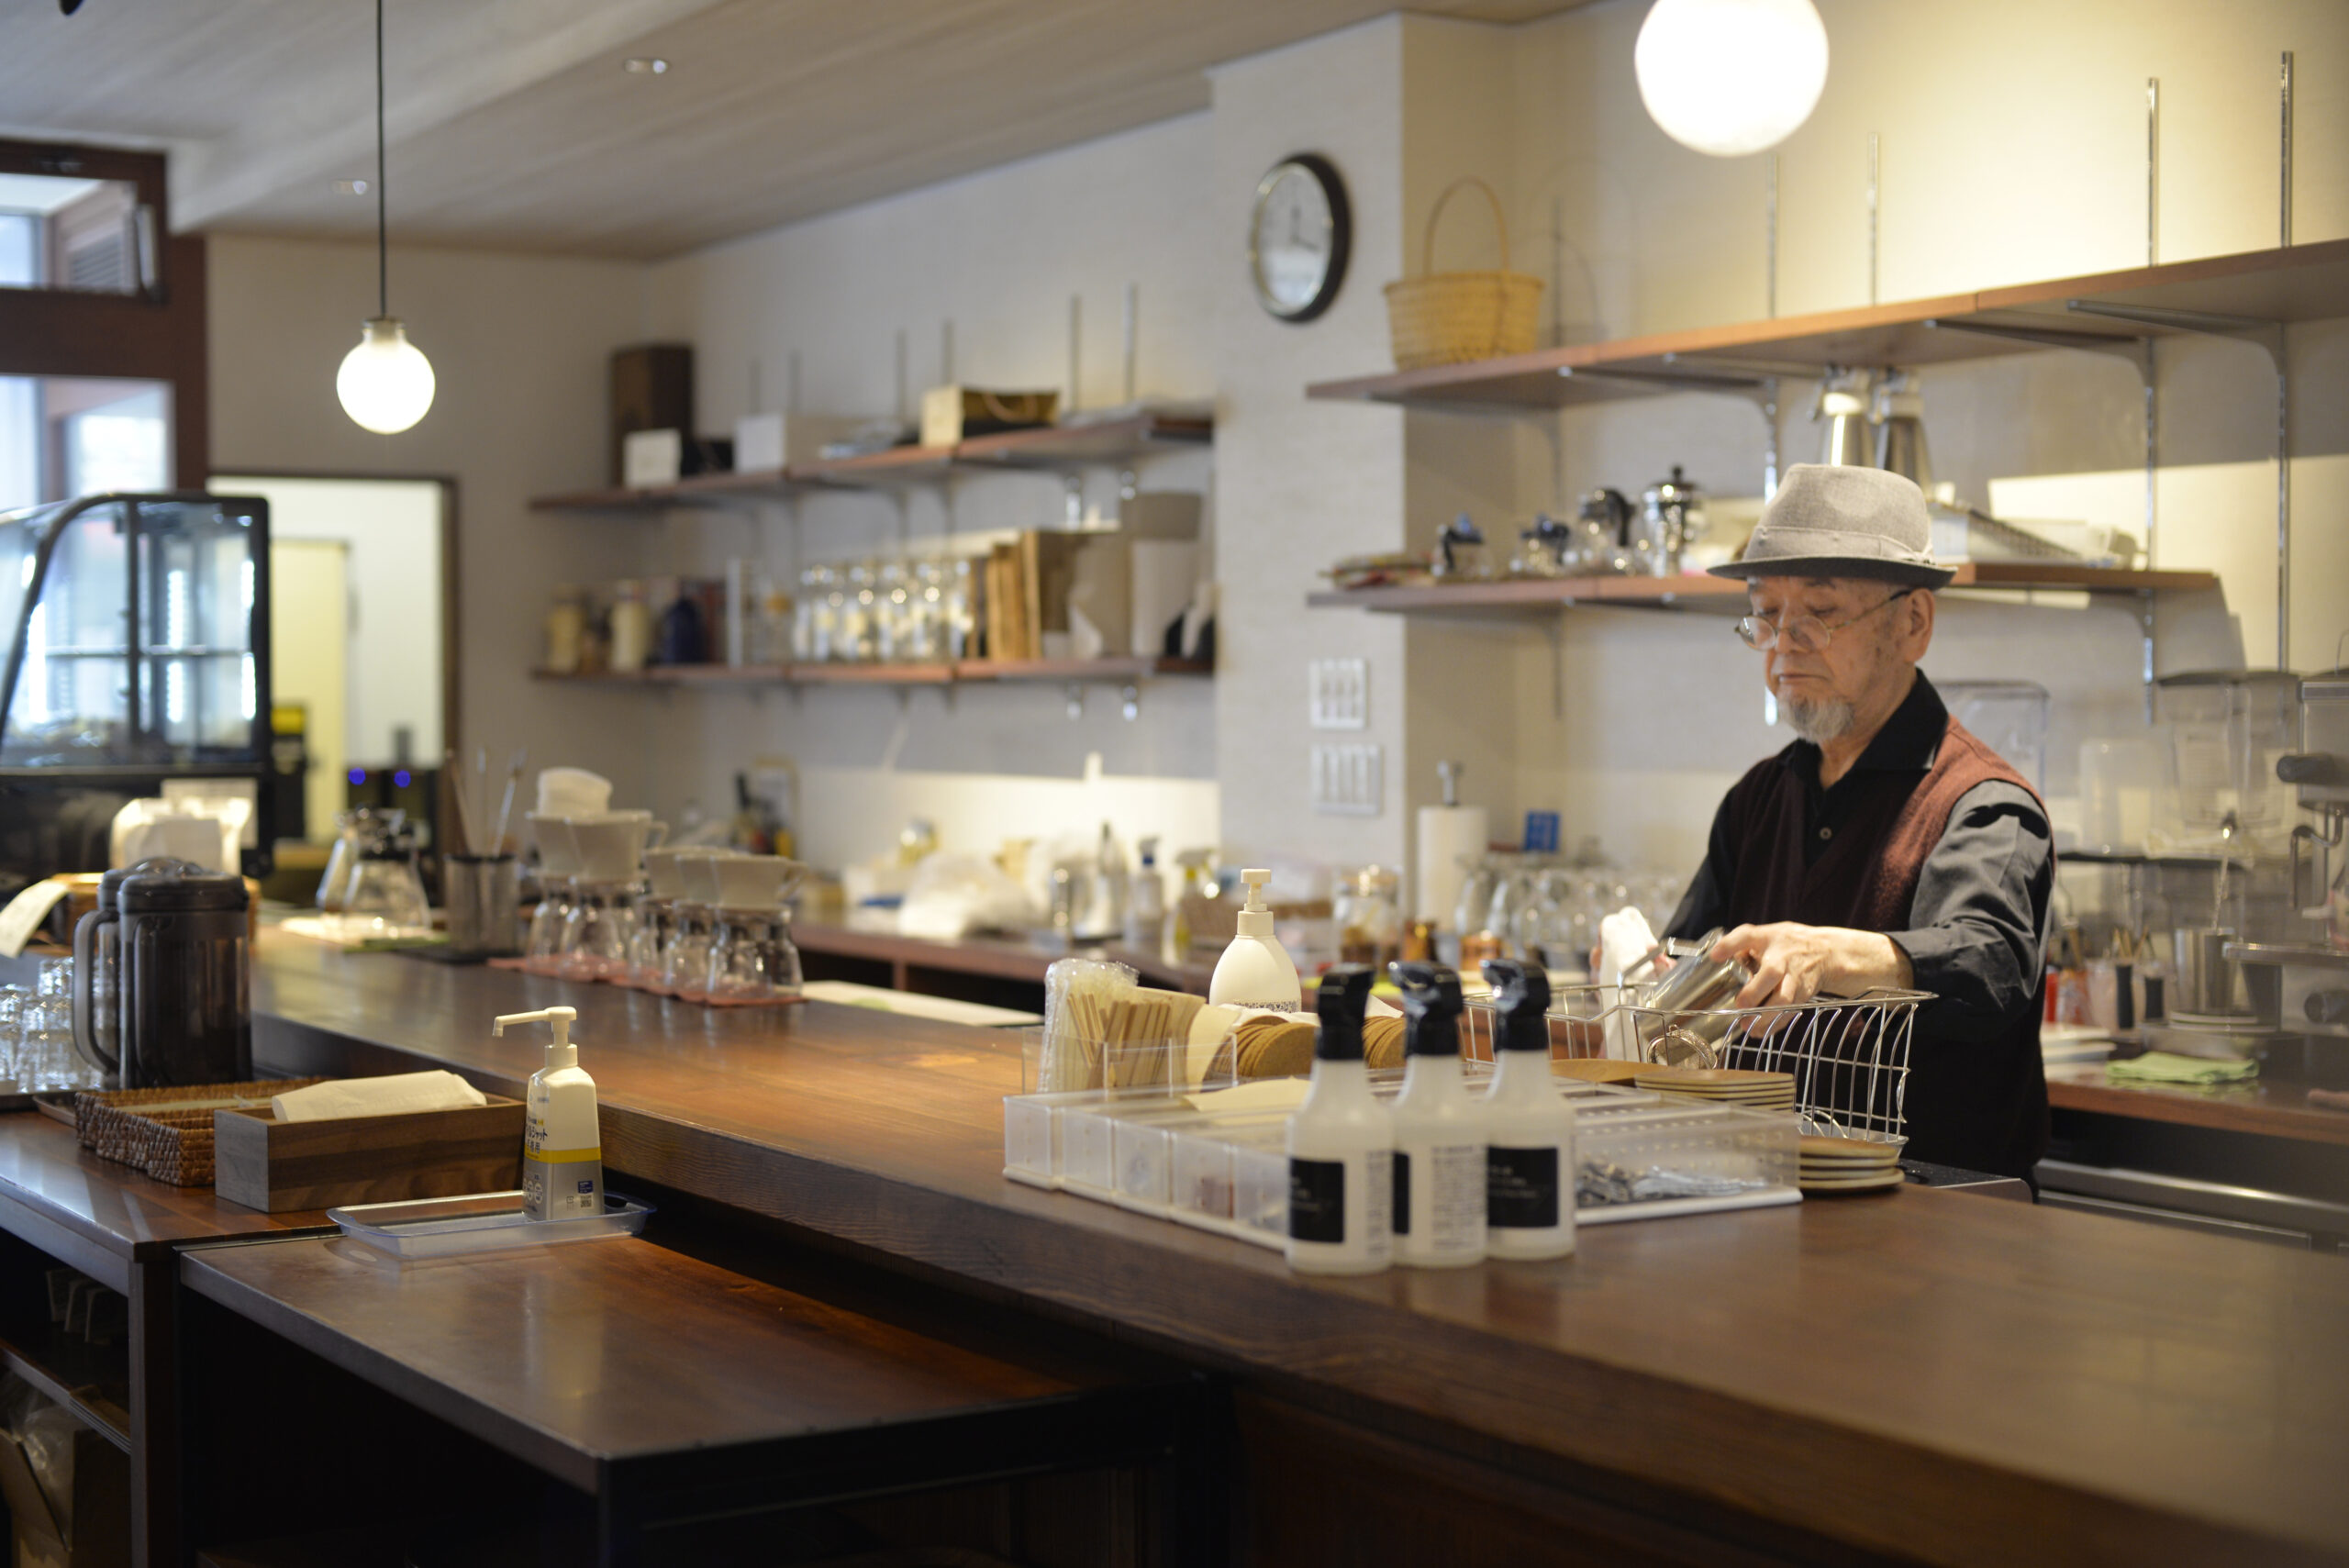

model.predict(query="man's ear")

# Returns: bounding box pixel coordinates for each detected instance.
[1903,588,1937,657]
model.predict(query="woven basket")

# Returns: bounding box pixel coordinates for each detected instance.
[1384,177,1544,370]
[76,1078,326,1187]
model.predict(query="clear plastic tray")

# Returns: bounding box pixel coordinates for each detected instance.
[326,1191,653,1259]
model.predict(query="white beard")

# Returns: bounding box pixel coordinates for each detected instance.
[1783,694,1856,743]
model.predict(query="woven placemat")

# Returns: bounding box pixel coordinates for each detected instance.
[76,1078,328,1187]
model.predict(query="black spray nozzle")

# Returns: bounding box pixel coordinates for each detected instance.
[1480,958,1553,1053]
[1314,964,1375,1062]
[1387,962,1464,1057]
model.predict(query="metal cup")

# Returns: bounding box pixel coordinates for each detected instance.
[445,855,521,957]
[2169,927,2248,1018]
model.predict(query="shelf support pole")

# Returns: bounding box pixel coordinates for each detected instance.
[2064,300,2288,669]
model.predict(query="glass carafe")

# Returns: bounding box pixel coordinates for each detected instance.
[558,880,638,982]
[317,806,405,913]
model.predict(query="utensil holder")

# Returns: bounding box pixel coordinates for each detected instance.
[444,854,521,957]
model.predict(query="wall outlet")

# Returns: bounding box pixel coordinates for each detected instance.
[1311,742,1383,816]
[1308,658,1368,729]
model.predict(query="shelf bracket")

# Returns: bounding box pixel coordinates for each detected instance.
[1921,317,2153,374]
[2065,300,2289,667]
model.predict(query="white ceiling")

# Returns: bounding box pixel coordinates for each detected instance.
[0,0,1590,261]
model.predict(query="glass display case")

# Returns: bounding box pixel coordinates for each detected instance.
[0,492,272,888]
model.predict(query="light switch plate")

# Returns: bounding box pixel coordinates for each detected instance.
[1308,658,1368,729]
[1311,742,1383,816]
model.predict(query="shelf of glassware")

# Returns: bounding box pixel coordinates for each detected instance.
[529,655,1212,688]
[527,413,1212,513]
[1305,563,2219,617]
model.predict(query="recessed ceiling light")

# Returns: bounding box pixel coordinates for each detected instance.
[623,57,668,75]
[335,178,370,195]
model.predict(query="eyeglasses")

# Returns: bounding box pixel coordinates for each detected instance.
[1734,588,1915,653]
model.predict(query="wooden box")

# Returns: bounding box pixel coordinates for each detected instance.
[212,1097,525,1213]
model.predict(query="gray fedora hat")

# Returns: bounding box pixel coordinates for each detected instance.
[1709,462,1955,588]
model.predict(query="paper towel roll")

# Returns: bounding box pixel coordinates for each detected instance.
[1415,805,1488,924]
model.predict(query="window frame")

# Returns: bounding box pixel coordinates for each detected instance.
[0,139,206,490]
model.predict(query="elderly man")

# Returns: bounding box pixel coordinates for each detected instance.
[1664,463,2054,1179]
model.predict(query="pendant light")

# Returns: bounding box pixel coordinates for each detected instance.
[337,0,435,434]
[1634,0,1830,158]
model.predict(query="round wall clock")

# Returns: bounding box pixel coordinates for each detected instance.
[1249,153,1350,323]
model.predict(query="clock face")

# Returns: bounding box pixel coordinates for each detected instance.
[1251,156,1348,322]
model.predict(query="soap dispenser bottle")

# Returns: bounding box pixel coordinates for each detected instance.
[1478,959,1575,1261]
[1285,965,1393,1275]
[1209,867,1301,1010]
[1387,962,1488,1267]
[493,1006,603,1221]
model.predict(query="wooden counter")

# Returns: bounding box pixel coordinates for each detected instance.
[248,934,2349,1568]
[2047,1062,2349,1147]
[0,1112,334,1568]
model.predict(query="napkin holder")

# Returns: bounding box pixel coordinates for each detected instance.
[213,1095,525,1213]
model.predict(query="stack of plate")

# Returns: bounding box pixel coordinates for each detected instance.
[1798,1135,1903,1195]
[1632,1067,1796,1110]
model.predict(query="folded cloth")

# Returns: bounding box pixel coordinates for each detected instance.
[2107,1051,2258,1086]
[272,1070,488,1123]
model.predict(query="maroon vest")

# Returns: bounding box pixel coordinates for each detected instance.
[1716,716,2049,1178]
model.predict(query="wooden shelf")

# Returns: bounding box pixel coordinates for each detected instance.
[0,1321,132,1451]
[1307,563,2220,616]
[529,412,1212,511]
[530,656,1211,688]
[1307,239,2349,411]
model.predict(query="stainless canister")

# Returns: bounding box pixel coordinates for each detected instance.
[1633,929,1753,1063]
[445,854,523,957]
[2169,927,2251,1018]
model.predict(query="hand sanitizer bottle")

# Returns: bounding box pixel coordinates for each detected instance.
[1285,965,1392,1275]
[1387,962,1487,1267]
[493,1006,603,1222]
[1478,959,1575,1261]
[1209,868,1301,1010]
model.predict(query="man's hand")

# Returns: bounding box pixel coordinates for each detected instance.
[1711,923,1914,1008]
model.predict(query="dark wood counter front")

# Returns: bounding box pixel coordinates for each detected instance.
[249,934,2349,1568]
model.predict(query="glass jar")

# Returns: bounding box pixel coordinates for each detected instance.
[944,556,975,659]
[845,559,880,662]
[558,879,638,982]
[1335,865,1403,968]
[907,556,944,661]
[872,558,907,661]
[608,580,651,673]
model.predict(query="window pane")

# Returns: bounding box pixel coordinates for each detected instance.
[0,172,147,296]
[0,377,172,508]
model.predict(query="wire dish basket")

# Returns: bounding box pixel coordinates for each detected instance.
[1622,988,1930,1147]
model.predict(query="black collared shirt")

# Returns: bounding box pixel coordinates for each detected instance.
[1664,672,2054,1043]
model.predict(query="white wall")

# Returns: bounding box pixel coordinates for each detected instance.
[206,234,654,812]
[635,115,1221,873]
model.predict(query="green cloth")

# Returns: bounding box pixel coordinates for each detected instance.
[2107,1051,2258,1086]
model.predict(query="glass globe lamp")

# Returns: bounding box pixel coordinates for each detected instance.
[336,317,436,434]
[1634,0,1830,158]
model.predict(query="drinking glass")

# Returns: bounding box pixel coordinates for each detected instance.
[706,908,804,1004]
[20,960,83,1091]
[0,986,27,1087]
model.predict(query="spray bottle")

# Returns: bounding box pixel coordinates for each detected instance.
[1387,962,1488,1267]
[1209,867,1301,1009]
[493,1006,603,1221]
[1285,964,1392,1274]
[1478,959,1575,1261]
